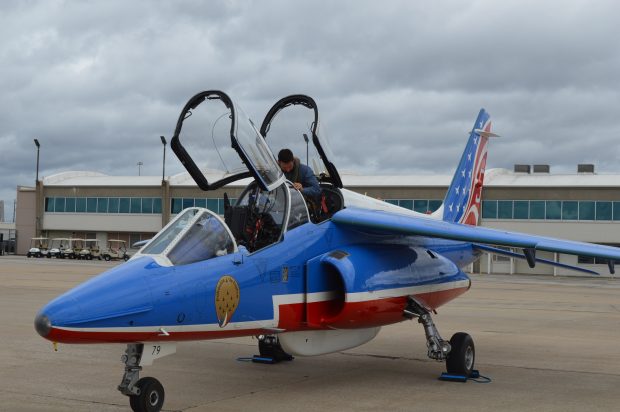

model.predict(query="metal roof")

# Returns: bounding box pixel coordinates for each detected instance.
[41,168,620,188]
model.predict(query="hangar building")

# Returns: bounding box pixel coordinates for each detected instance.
[14,164,620,276]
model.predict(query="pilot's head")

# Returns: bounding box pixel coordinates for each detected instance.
[278,149,295,173]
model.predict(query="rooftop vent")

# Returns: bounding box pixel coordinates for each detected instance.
[532,164,550,173]
[577,164,595,174]
[514,164,531,173]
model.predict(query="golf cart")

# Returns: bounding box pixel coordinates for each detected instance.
[103,240,130,261]
[27,237,49,258]
[61,238,84,259]
[79,239,102,260]
[49,238,70,258]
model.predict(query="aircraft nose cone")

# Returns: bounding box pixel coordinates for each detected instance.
[34,312,51,338]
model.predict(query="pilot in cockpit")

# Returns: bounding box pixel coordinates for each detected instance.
[277,149,320,200]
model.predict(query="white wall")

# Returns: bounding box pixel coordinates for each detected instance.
[43,213,162,233]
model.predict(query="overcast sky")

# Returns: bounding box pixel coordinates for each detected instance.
[2,0,620,221]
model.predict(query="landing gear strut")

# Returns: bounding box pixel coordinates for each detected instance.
[258,335,293,362]
[404,296,476,377]
[118,343,166,412]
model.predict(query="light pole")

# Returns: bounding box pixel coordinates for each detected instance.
[160,136,167,182]
[34,139,40,185]
[137,161,143,176]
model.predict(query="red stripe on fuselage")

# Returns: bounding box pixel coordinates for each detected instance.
[46,286,469,344]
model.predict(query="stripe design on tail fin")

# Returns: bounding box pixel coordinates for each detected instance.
[442,109,492,225]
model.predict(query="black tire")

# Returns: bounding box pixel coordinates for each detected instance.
[124,255,129,261]
[104,255,111,261]
[446,332,475,377]
[129,377,165,412]
[27,253,31,258]
[47,254,51,258]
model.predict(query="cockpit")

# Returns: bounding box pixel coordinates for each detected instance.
[153,91,347,260]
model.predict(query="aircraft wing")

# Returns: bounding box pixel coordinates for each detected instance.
[332,207,620,274]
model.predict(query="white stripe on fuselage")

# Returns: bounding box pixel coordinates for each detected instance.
[54,281,467,334]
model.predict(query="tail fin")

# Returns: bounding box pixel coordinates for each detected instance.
[437,109,496,225]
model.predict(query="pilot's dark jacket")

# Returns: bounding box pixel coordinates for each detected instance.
[284,158,321,199]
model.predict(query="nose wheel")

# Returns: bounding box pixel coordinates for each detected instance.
[129,377,165,412]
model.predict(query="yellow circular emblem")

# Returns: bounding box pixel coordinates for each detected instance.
[215,275,240,328]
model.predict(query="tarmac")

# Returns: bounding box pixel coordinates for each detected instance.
[0,255,619,412]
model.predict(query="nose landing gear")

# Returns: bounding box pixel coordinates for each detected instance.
[118,343,175,412]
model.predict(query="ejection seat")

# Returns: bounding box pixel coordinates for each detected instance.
[307,183,344,223]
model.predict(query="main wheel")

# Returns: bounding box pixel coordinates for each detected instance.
[129,377,165,412]
[446,332,475,377]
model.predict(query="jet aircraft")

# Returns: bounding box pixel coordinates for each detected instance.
[35,91,620,412]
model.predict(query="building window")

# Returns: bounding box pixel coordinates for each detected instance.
[207,198,218,214]
[399,199,413,210]
[108,197,119,213]
[153,198,162,214]
[142,198,153,214]
[65,197,76,213]
[97,197,109,213]
[119,198,130,213]
[545,201,561,220]
[130,198,141,214]
[596,201,612,221]
[54,197,65,213]
[195,198,206,208]
[414,200,428,213]
[429,200,442,212]
[171,198,182,214]
[562,201,578,220]
[182,198,194,210]
[578,201,595,221]
[513,201,529,219]
[45,197,54,212]
[386,199,399,206]
[482,200,497,219]
[76,198,86,213]
[614,202,620,221]
[529,201,545,219]
[497,201,513,219]
[87,198,97,213]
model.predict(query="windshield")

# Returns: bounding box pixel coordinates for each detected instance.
[168,213,235,265]
[140,207,237,265]
[142,209,199,255]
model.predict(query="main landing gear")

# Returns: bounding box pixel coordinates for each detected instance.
[257,335,294,362]
[118,343,176,412]
[404,296,476,377]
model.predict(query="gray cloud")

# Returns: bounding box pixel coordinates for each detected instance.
[2,0,620,221]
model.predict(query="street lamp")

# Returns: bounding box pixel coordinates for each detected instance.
[137,161,143,176]
[160,136,167,182]
[34,139,40,185]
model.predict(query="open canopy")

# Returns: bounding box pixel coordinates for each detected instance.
[259,94,342,188]
[171,90,285,192]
